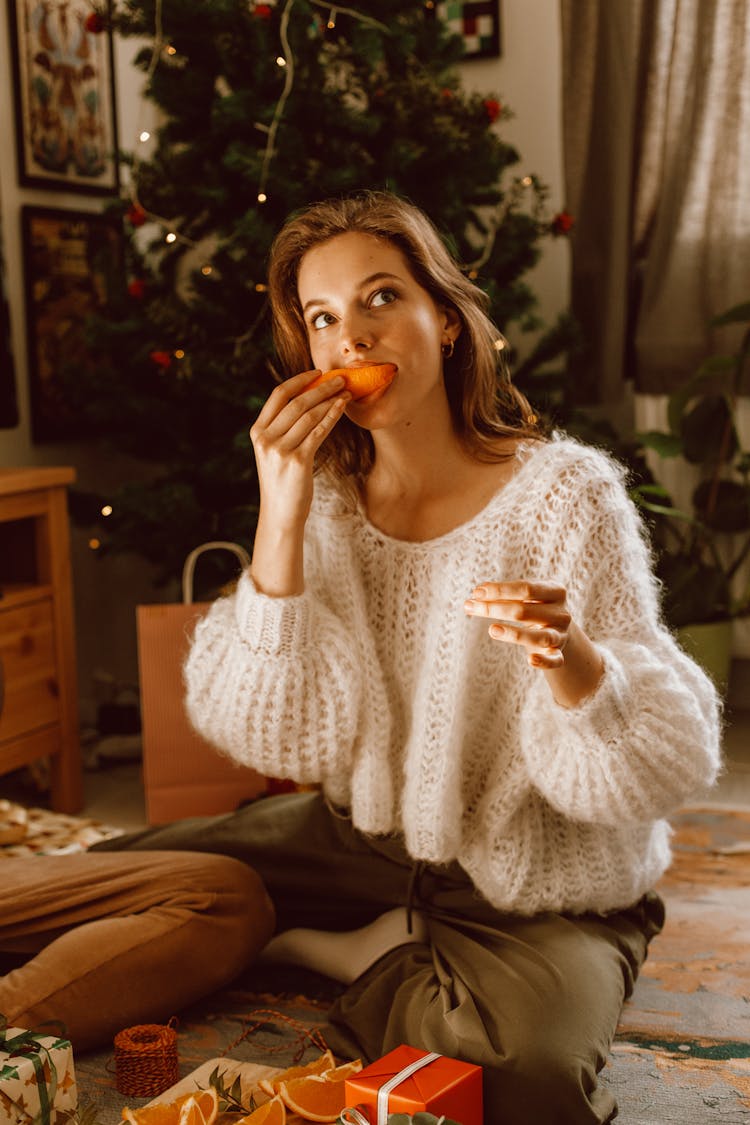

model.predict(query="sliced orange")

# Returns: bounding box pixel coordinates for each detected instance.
[307,363,397,400]
[122,1087,218,1125]
[321,1060,362,1081]
[236,1094,286,1125]
[178,1092,219,1125]
[278,1073,349,1122]
[257,1050,336,1097]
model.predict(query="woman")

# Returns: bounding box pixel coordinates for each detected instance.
[103,191,720,1123]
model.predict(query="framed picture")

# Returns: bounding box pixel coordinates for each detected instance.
[437,1,502,60]
[22,205,122,442]
[0,216,19,430]
[7,0,120,194]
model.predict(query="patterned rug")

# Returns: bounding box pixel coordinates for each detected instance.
[4,806,749,1124]
[0,804,123,857]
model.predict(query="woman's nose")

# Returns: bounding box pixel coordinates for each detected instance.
[340,311,375,353]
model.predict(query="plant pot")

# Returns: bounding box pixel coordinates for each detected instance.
[676,620,733,693]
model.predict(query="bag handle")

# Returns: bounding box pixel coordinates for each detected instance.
[182,541,251,605]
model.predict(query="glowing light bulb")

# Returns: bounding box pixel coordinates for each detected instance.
[494,338,507,350]
[255,283,268,292]
[257,192,267,203]
[89,538,101,550]
[327,8,337,28]
[174,349,185,359]
[166,45,177,55]
[521,176,533,187]
[276,55,287,67]
[139,130,151,142]
[101,505,113,517]
[166,232,177,243]
[201,265,213,276]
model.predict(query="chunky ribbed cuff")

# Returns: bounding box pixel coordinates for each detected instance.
[233,571,312,656]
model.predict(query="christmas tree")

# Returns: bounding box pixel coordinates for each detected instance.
[69,0,573,594]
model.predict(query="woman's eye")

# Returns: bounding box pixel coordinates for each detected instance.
[311,311,335,330]
[371,288,397,308]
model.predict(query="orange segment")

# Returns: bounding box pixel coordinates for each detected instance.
[122,1087,218,1125]
[256,1050,336,1097]
[321,1060,363,1081]
[278,1074,349,1122]
[307,363,397,400]
[236,1094,286,1125]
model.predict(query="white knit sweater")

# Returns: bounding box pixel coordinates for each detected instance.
[184,435,722,916]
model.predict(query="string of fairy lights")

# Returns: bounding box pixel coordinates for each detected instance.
[89,0,541,547]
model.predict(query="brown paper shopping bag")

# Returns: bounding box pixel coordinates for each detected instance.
[137,541,267,824]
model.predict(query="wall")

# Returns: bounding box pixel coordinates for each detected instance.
[0,1,570,724]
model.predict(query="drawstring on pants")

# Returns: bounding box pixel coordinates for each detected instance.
[406,860,427,934]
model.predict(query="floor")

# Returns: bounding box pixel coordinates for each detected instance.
[64,704,750,829]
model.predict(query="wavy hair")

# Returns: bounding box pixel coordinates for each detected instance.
[267,191,544,481]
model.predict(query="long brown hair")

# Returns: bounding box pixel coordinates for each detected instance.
[267,191,544,480]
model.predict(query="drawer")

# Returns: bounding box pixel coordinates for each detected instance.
[0,599,60,743]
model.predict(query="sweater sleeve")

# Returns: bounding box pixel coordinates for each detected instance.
[182,569,363,785]
[518,452,723,826]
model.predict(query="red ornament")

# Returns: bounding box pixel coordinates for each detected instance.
[484,98,502,123]
[550,210,575,236]
[253,3,272,18]
[128,278,146,299]
[149,350,172,370]
[126,203,147,228]
[85,11,105,33]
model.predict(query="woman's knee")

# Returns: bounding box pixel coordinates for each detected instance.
[484,1035,614,1125]
[158,851,275,966]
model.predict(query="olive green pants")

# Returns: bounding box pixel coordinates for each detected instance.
[94,792,665,1125]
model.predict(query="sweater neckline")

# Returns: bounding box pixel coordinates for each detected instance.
[349,438,543,550]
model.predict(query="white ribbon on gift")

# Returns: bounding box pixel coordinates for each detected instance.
[340,1051,443,1125]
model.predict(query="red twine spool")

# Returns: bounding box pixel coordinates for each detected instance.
[114,1021,179,1098]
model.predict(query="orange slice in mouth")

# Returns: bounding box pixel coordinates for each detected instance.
[307,363,397,400]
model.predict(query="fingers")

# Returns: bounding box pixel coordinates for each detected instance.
[487,622,567,668]
[250,372,350,453]
[463,587,571,632]
[463,580,570,669]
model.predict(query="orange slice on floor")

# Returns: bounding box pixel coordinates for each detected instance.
[257,1050,336,1097]
[178,1092,219,1125]
[236,1093,286,1125]
[278,1073,349,1122]
[321,1060,363,1081]
[122,1087,218,1125]
[307,363,397,400]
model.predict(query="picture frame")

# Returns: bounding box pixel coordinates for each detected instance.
[0,218,19,429]
[21,205,123,442]
[436,1,502,60]
[7,0,120,194]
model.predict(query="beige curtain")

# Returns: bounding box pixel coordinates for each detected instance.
[561,0,750,400]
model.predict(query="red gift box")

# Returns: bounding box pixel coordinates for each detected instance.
[343,1044,483,1125]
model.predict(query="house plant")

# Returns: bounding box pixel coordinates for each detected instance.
[632,300,750,688]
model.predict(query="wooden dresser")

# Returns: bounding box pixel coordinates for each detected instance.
[0,467,83,811]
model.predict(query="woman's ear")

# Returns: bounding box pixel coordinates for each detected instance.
[440,304,462,346]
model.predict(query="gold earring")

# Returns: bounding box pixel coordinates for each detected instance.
[442,339,455,359]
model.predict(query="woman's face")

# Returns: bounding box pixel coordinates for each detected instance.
[296,231,459,428]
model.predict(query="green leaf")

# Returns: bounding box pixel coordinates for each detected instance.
[711,301,750,326]
[693,479,750,532]
[681,395,737,464]
[637,431,683,458]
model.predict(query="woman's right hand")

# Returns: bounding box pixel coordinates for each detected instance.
[249,370,350,532]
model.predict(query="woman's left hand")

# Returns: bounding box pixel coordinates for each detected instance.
[463,581,572,669]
